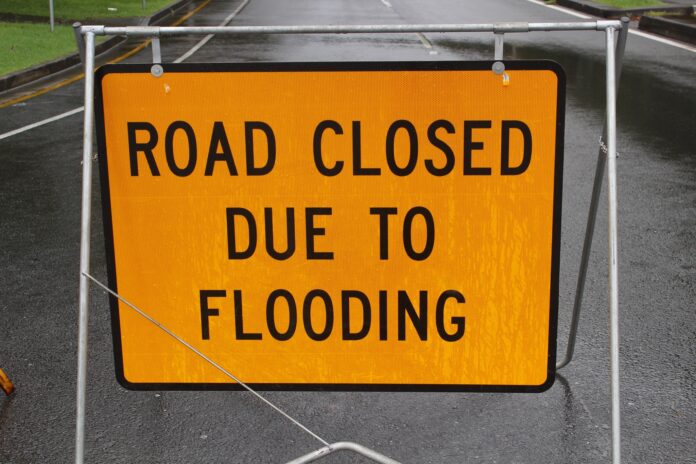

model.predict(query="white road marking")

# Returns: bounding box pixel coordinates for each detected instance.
[416,32,433,49]
[378,0,438,55]
[628,28,696,53]
[174,0,250,63]
[416,32,439,55]
[0,0,251,141]
[520,0,591,19]
[0,106,84,141]
[521,0,696,53]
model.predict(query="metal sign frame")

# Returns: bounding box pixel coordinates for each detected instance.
[74,18,627,464]
[95,59,566,393]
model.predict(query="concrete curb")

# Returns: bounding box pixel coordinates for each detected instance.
[0,0,196,94]
[556,0,692,18]
[639,14,696,44]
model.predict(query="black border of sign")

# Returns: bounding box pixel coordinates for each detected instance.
[94,60,565,393]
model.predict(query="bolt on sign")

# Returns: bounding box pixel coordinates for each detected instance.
[95,61,564,392]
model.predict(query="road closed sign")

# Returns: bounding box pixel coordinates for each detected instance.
[95,61,564,392]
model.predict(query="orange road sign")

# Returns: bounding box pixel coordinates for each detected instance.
[96,61,564,392]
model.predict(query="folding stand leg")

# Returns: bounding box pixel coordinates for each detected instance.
[557,17,629,370]
[605,24,622,464]
[74,30,97,464]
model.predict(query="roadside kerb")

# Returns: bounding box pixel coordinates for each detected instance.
[556,0,693,18]
[639,14,696,43]
[0,0,197,94]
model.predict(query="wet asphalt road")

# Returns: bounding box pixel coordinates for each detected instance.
[1,0,695,462]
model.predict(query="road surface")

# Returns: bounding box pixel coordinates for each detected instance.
[0,0,694,462]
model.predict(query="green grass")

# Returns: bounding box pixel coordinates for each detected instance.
[0,1,174,77]
[0,0,174,21]
[1,22,86,75]
[591,0,667,7]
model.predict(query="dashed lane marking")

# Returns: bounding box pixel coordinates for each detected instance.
[416,32,439,55]
[377,0,438,55]
[174,0,251,63]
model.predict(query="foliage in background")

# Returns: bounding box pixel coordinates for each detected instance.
[0,0,173,20]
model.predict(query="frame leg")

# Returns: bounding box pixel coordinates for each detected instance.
[557,17,629,370]
[75,30,96,464]
[605,25,622,464]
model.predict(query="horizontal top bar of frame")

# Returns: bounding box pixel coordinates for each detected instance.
[80,21,622,37]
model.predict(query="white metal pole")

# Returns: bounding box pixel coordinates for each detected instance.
[605,26,622,464]
[556,16,630,371]
[49,0,55,32]
[78,20,622,37]
[75,31,96,464]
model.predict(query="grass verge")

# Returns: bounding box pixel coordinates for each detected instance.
[0,0,174,78]
[0,0,173,21]
[590,0,666,7]
[0,22,106,76]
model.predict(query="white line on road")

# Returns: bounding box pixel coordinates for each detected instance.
[0,0,250,141]
[628,28,696,53]
[0,106,84,141]
[377,0,438,54]
[521,0,696,53]
[416,32,433,49]
[174,0,250,63]
[416,32,439,55]
[520,0,592,19]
